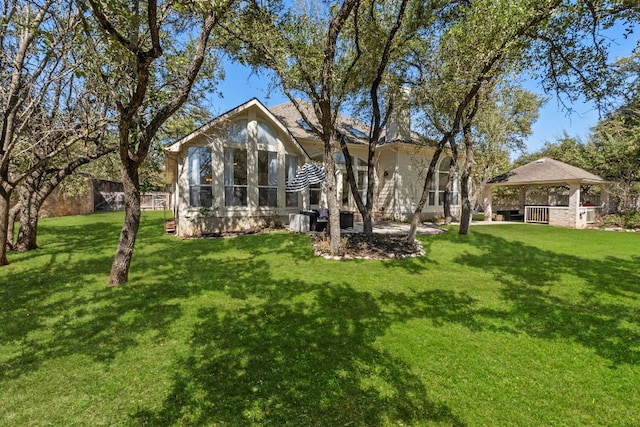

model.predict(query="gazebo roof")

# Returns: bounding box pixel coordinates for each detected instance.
[487,157,606,187]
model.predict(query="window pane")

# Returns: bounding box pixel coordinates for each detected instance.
[259,188,278,207]
[188,147,212,185]
[268,152,278,186]
[285,155,298,207]
[257,121,277,146]
[342,175,349,205]
[225,186,247,206]
[439,172,448,191]
[258,151,277,187]
[188,147,213,207]
[258,151,268,186]
[189,187,199,207]
[233,148,247,186]
[199,187,213,208]
[224,147,247,207]
[310,183,321,205]
[439,157,451,172]
[286,192,298,207]
[228,119,248,144]
[285,155,297,180]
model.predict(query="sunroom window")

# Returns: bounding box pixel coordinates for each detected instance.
[257,121,278,146]
[227,119,248,144]
[224,147,247,206]
[188,147,213,208]
[285,154,298,208]
[258,150,278,207]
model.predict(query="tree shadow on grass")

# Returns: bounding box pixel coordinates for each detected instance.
[1,227,346,385]
[449,230,640,367]
[132,281,469,426]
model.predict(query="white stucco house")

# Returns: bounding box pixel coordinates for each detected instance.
[164,98,459,237]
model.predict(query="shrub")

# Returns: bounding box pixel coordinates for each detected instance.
[601,211,640,229]
[601,213,625,228]
[624,211,640,229]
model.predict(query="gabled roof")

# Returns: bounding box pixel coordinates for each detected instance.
[268,99,423,145]
[164,98,309,158]
[488,157,607,186]
[269,100,371,144]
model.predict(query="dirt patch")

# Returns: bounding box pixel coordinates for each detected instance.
[311,232,425,260]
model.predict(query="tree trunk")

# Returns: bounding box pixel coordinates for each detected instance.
[15,186,40,251]
[109,160,141,286]
[407,140,446,241]
[0,188,12,265]
[458,127,475,235]
[7,201,21,250]
[444,144,458,224]
[325,135,341,255]
[339,136,373,236]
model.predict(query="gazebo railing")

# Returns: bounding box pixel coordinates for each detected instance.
[582,206,602,224]
[524,206,549,224]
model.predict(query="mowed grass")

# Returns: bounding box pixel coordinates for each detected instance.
[1,211,639,426]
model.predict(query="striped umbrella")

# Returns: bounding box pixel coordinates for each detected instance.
[286,163,326,192]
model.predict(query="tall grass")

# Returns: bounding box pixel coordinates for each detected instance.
[1,212,639,426]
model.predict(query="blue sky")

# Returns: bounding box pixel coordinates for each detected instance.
[208,28,638,156]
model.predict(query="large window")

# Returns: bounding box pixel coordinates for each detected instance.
[224,147,247,206]
[429,157,457,206]
[188,147,213,207]
[438,157,457,206]
[285,154,298,207]
[258,150,278,207]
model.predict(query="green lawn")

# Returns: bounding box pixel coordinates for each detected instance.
[1,211,639,426]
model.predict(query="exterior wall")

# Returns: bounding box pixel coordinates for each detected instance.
[173,105,304,238]
[178,213,286,237]
[391,146,449,221]
[374,147,397,219]
[548,207,573,227]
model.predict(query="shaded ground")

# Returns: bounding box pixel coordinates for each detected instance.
[311,232,425,259]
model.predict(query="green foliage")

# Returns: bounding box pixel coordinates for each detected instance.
[602,211,640,229]
[2,212,640,425]
[517,133,590,168]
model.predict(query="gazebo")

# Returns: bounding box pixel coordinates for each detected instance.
[484,157,610,229]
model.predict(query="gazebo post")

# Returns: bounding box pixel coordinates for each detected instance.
[569,183,582,228]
